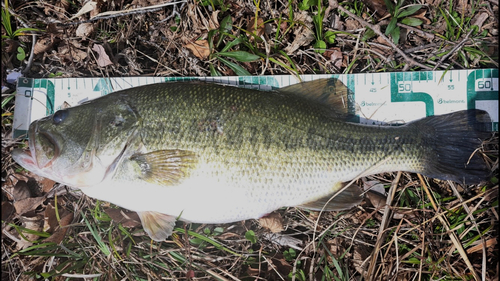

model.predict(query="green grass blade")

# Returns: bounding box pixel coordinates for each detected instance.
[82,212,111,256]
[217,56,251,76]
[397,5,423,18]
[217,51,260,62]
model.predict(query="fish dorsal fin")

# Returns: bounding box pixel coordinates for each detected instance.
[137,211,177,241]
[131,149,198,186]
[298,183,363,211]
[278,78,353,116]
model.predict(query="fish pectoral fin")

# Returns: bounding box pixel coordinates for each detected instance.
[131,149,198,186]
[137,211,177,241]
[298,183,363,211]
[278,78,353,117]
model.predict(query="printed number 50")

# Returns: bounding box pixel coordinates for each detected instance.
[398,83,412,93]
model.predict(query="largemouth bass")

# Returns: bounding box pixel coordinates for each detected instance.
[12,79,491,241]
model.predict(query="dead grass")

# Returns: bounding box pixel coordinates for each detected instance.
[1,0,498,280]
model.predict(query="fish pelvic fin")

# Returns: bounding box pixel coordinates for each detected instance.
[131,149,198,186]
[137,211,177,241]
[411,109,491,184]
[298,183,363,211]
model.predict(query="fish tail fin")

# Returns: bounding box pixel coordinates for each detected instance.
[410,109,491,184]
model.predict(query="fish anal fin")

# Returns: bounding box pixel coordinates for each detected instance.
[278,78,353,116]
[137,211,177,241]
[132,149,198,186]
[299,183,363,211]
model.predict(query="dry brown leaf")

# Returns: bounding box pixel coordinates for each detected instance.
[184,40,210,60]
[44,212,74,244]
[33,37,54,55]
[16,215,44,250]
[2,202,15,221]
[44,203,67,233]
[58,43,88,63]
[466,238,497,254]
[40,178,56,193]
[104,208,141,228]
[284,11,314,54]
[70,1,97,20]
[458,0,468,15]
[412,10,431,25]
[13,197,45,215]
[75,23,94,37]
[11,180,31,201]
[345,18,361,31]
[365,190,386,209]
[272,255,293,276]
[363,181,387,208]
[324,47,344,69]
[258,212,284,233]
[210,10,220,30]
[352,245,371,275]
[70,48,88,63]
[471,12,489,30]
[92,44,113,67]
[246,17,265,38]
[360,0,389,17]
[58,0,70,10]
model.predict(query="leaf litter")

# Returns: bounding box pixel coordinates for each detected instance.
[1,0,498,280]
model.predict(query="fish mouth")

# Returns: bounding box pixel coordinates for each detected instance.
[28,121,61,170]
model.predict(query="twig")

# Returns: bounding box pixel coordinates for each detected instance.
[330,0,432,71]
[432,29,473,70]
[447,180,488,281]
[397,22,435,41]
[159,1,186,23]
[417,174,480,281]
[396,43,438,55]
[366,171,402,281]
[58,1,187,26]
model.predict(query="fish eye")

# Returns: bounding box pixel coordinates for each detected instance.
[53,110,69,125]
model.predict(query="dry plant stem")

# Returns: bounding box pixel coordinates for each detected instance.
[433,29,474,70]
[330,1,432,71]
[417,174,480,281]
[377,19,437,41]
[366,171,402,281]
[293,157,392,281]
[447,180,487,281]
[395,187,497,241]
[396,22,435,41]
[394,43,438,57]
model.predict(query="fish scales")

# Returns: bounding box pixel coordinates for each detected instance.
[118,83,416,196]
[12,80,491,241]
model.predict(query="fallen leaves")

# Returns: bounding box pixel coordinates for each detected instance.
[184,40,210,60]
[104,208,141,228]
[15,215,44,250]
[92,44,113,67]
[284,11,314,54]
[33,37,55,55]
[75,23,95,38]
[58,42,88,64]
[13,197,45,215]
[70,1,98,20]
[258,212,284,233]
[2,174,75,248]
[324,47,346,69]
[44,204,74,244]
